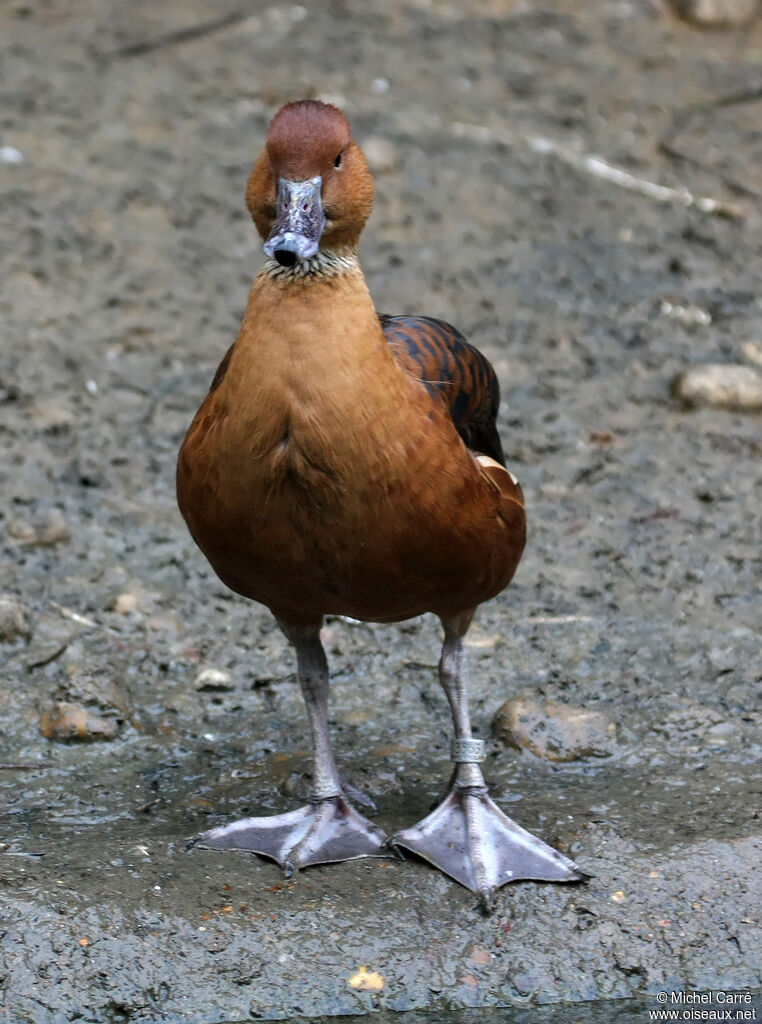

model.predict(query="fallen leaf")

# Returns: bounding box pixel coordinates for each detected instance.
[589,431,616,445]
[348,966,385,991]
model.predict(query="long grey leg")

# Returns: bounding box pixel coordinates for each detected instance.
[438,610,486,791]
[438,610,492,896]
[278,621,342,801]
[393,608,583,909]
[193,618,387,870]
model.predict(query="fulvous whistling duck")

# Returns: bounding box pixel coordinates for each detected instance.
[177,100,583,909]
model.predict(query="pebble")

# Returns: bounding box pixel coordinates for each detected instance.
[111,585,160,615]
[39,703,119,743]
[0,594,29,641]
[492,696,617,762]
[672,364,762,411]
[704,721,735,745]
[0,145,24,164]
[362,136,398,174]
[194,667,233,691]
[28,399,75,432]
[24,614,75,668]
[667,0,758,26]
[6,519,38,544]
[113,592,139,614]
[659,301,711,327]
[38,509,71,544]
[707,646,736,674]
[55,665,133,720]
[741,339,762,366]
[6,508,70,546]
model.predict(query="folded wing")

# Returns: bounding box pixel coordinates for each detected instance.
[380,314,506,466]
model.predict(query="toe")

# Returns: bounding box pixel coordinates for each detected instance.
[477,885,497,914]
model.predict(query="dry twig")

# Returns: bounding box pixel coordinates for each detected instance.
[103,9,252,60]
[447,118,744,219]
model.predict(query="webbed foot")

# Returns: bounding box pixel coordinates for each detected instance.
[392,785,585,911]
[193,795,388,874]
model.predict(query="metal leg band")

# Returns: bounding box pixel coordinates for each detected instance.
[450,738,486,763]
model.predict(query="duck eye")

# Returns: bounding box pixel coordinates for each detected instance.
[334,152,342,168]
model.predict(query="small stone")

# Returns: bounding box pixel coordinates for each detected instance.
[114,592,139,614]
[25,614,76,667]
[704,721,735,745]
[741,340,762,366]
[668,0,758,27]
[37,509,70,545]
[194,667,233,691]
[28,400,75,432]
[707,646,735,674]
[362,136,398,174]
[672,364,762,411]
[6,518,37,544]
[6,509,70,546]
[492,697,617,762]
[659,301,712,327]
[0,145,24,164]
[54,665,133,721]
[111,585,160,615]
[39,703,119,743]
[465,626,501,650]
[0,594,29,640]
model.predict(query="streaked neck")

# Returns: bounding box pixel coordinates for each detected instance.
[261,248,360,283]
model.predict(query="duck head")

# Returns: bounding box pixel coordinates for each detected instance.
[246,100,375,267]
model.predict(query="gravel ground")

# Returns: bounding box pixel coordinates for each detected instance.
[1,1,761,1021]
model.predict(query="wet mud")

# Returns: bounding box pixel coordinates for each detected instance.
[1,1,761,1021]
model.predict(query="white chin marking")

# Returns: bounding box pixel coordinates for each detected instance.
[263,250,359,281]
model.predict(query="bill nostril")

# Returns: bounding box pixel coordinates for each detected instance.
[274,249,298,268]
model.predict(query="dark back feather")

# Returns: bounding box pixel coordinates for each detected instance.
[380,314,506,466]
